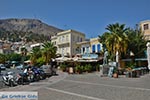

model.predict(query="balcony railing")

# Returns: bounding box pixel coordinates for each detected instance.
[57,41,70,45]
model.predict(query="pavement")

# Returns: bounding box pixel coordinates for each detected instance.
[0,70,68,91]
[0,71,150,100]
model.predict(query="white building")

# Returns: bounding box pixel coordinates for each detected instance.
[51,29,85,57]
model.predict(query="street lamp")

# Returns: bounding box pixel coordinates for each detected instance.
[130,51,134,57]
[130,51,135,66]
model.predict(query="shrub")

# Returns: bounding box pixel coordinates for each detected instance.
[75,65,83,74]
[60,63,67,72]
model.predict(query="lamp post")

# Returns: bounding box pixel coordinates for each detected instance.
[130,51,135,68]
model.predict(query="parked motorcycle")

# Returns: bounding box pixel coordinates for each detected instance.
[2,71,18,87]
[16,72,30,85]
[17,67,34,85]
[37,68,46,80]
[16,66,47,85]
[31,67,40,81]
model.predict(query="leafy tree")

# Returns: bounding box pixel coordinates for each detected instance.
[7,53,22,61]
[0,53,7,63]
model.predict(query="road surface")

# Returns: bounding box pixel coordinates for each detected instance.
[1,71,150,100]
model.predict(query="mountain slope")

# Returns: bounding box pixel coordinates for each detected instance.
[0,18,63,36]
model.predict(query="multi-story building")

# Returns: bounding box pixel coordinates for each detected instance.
[140,20,150,40]
[90,37,102,53]
[76,37,103,59]
[51,29,85,57]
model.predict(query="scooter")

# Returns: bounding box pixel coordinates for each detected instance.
[37,68,46,80]
[2,71,18,87]
[16,72,30,85]
[31,67,40,81]
[16,68,33,85]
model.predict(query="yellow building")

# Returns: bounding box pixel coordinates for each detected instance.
[90,37,102,53]
[76,37,103,55]
[51,29,85,57]
[140,20,150,40]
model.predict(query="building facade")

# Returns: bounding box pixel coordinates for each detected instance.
[90,37,102,53]
[140,20,150,40]
[51,29,85,57]
[77,37,102,54]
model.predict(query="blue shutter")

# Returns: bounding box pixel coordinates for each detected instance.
[92,45,95,53]
[97,44,101,52]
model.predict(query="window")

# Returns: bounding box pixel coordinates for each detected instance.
[59,37,61,42]
[143,24,149,30]
[66,47,68,51]
[77,36,80,42]
[86,47,89,53]
[83,47,85,53]
[72,35,75,41]
[62,47,64,56]
[80,38,82,42]
[62,36,65,41]
[66,35,68,41]
[53,41,56,45]
[92,45,95,53]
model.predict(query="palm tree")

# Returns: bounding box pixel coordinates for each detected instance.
[42,41,57,64]
[105,23,129,62]
[30,47,42,65]
[127,28,147,58]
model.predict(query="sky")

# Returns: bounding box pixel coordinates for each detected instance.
[0,0,150,38]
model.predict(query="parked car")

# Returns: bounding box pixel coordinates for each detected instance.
[40,65,52,77]
[4,61,11,68]
[16,64,24,70]
[0,64,6,70]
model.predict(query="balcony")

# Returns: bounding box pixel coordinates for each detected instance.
[57,40,70,46]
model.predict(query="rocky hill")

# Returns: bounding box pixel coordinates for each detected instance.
[0,18,63,36]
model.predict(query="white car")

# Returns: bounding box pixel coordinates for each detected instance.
[0,64,6,70]
[16,64,23,70]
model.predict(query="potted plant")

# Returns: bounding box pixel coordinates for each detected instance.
[60,63,66,72]
[113,67,118,78]
[75,65,83,74]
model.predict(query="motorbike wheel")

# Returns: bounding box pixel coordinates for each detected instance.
[34,74,40,81]
[9,80,14,87]
[17,78,24,85]
[37,75,40,81]
[2,77,7,85]
[42,74,46,80]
